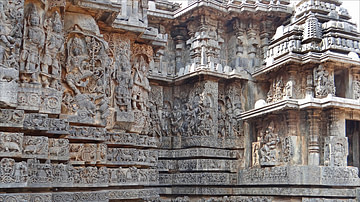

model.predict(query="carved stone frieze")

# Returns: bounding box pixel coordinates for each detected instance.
[47,118,69,134]
[0,109,24,127]
[23,113,49,130]
[0,193,52,202]
[108,188,159,200]
[0,158,27,187]
[158,159,237,172]
[23,136,48,159]
[69,143,106,164]
[17,83,42,110]
[67,126,106,141]
[159,173,237,185]
[40,87,62,114]
[0,132,23,157]
[49,138,69,161]
[0,0,358,200]
[107,148,157,166]
[105,132,157,148]
[72,166,108,186]
[52,191,108,202]
[159,148,239,159]
[108,167,158,186]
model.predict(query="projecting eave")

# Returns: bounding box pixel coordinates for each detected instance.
[238,99,299,121]
[253,51,360,78]
[69,0,122,25]
[149,68,252,83]
[147,0,292,21]
[239,96,360,120]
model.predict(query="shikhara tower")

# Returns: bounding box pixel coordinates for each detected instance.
[0,0,359,201]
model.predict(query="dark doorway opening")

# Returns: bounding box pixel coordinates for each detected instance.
[346,120,360,169]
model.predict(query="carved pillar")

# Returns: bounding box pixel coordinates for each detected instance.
[260,21,272,65]
[328,108,345,137]
[305,70,314,98]
[247,20,260,69]
[287,110,298,136]
[173,27,186,74]
[233,19,246,68]
[308,109,321,166]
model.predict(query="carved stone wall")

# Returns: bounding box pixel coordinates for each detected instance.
[0,0,360,201]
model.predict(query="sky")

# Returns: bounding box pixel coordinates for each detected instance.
[171,0,360,31]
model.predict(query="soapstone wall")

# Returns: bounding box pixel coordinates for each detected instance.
[0,0,360,201]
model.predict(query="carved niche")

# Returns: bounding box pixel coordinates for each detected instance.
[314,65,335,98]
[253,121,285,167]
[324,136,348,167]
[62,14,113,125]
[266,76,295,103]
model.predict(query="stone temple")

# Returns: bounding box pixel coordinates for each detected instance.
[0,0,360,201]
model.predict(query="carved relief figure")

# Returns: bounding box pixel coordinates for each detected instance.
[0,133,22,154]
[0,0,23,69]
[314,65,335,97]
[41,11,64,87]
[131,55,150,111]
[259,122,280,166]
[63,29,112,124]
[20,3,45,83]
[353,74,360,99]
[218,101,226,138]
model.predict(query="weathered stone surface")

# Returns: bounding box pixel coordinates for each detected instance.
[238,166,359,186]
[48,138,69,160]
[105,132,157,147]
[67,126,106,141]
[0,109,24,128]
[159,173,237,185]
[108,188,159,200]
[69,143,106,164]
[0,132,23,158]
[108,167,158,185]
[52,191,108,202]
[107,148,157,166]
[0,0,359,200]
